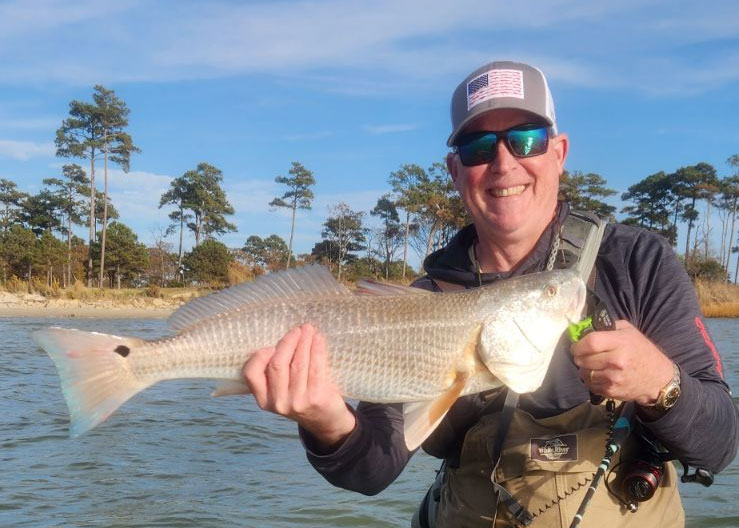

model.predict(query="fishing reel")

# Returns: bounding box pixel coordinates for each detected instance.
[604,429,668,512]
[607,429,714,513]
[620,452,665,510]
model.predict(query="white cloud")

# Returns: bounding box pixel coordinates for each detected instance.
[0,139,55,160]
[105,169,174,224]
[0,0,737,96]
[649,5,739,39]
[0,0,135,40]
[227,179,280,215]
[0,117,61,130]
[109,168,172,191]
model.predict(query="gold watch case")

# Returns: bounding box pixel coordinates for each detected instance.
[654,362,681,412]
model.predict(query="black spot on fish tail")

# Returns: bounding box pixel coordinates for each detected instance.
[114,345,130,357]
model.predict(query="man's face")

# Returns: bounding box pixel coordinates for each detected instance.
[447,108,568,244]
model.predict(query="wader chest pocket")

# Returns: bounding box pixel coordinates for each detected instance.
[494,423,608,526]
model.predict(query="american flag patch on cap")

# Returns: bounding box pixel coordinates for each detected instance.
[467,69,524,110]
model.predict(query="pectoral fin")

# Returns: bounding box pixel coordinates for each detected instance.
[211,380,251,397]
[402,324,484,451]
[402,369,469,451]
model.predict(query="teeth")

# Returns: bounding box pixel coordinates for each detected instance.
[491,185,526,197]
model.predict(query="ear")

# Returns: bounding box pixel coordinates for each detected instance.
[446,152,459,183]
[552,132,569,173]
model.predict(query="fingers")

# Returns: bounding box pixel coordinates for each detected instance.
[578,366,612,390]
[307,331,329,393]
[242,324,324,417]
[267,326,302,414]
[571,319,638,371]
[571,319,673,402]
[242,324,356,449]
[288,324,314,403]
[571,340,612,372]
[243,345,277,409]
[572,325,624,392]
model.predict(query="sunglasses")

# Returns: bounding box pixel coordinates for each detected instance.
[453,124,550,167]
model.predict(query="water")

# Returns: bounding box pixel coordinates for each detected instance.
[1,317,737,527]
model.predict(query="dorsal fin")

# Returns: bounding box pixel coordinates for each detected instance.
[168,264,351,332]
[355,280,432,297]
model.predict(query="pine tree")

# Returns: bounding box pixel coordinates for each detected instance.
[269,162,315,269]
[42,164,89,286]
[55,86,139,286]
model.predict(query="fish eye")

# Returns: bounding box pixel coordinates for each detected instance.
[545,285,558,297]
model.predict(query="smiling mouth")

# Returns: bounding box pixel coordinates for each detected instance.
[489,185,526,197]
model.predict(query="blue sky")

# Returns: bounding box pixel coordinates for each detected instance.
[1,0,738,268]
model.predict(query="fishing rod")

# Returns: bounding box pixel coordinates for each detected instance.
[569,400,635,528]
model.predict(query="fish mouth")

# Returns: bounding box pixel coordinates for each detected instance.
[513,317,542,358]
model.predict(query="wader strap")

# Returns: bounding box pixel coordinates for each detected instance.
[488,390,533,526]
[565,210,607,285]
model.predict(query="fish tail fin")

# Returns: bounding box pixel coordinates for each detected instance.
[31,327,148,437]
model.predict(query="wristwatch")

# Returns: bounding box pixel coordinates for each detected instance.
[646,362,681,413]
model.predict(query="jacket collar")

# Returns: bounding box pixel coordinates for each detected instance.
[422,202,569,287]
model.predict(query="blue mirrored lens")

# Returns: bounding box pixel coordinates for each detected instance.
[507,127,548,157]
[457,132,498,166]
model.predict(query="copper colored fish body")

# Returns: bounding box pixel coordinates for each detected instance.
[32,265,585,449]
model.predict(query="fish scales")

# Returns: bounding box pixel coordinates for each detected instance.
[131,291,481,403]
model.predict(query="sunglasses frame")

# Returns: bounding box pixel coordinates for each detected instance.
[453,124,552,167]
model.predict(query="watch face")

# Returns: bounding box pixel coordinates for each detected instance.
[662,387,680,409]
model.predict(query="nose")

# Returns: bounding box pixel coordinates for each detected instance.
[487,138,518,174]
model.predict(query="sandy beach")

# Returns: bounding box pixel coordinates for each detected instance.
[0,291,177,319]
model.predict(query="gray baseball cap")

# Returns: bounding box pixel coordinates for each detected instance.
[447,60,557,147]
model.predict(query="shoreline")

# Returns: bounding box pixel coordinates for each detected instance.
[0,292,176,319]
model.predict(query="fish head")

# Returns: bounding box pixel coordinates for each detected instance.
[477,270,586,394]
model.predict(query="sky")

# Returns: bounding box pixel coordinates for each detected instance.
[1,0,738,270]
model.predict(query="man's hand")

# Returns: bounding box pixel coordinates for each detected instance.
[243,324,356,452]
[571,320,675,407]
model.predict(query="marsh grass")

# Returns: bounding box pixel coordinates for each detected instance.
[695,280,739,318]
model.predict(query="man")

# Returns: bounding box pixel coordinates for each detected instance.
[243,61,737,527]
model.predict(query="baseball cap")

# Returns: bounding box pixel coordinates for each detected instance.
[447,60,558,147]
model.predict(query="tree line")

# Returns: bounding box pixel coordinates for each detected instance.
[0,86,737,291]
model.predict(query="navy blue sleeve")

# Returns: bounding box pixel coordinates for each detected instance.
[597,225,738,473]
[299,402,412,495]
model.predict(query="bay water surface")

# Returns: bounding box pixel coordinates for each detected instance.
[1,317,737,527]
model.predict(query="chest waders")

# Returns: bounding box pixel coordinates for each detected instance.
[411,211,685,528]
